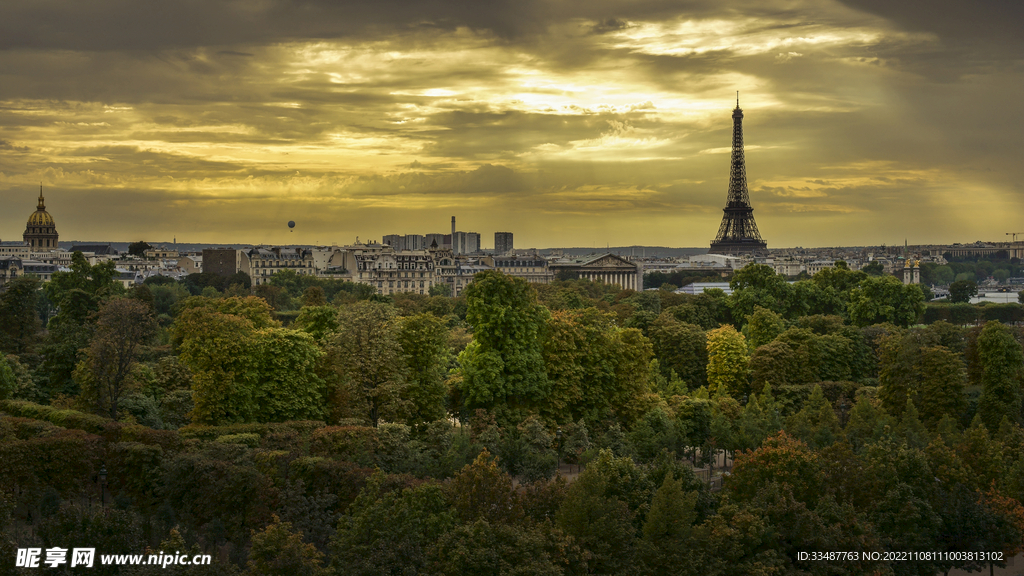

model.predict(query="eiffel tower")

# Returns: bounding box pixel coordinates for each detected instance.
[709,93,767,255]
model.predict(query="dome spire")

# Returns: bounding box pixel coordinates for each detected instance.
[37,183,45,210]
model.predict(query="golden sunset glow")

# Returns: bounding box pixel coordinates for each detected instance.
[0,0,1021,247]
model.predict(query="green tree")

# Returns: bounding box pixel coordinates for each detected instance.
[744,306,785,349]
[749,340,801,388]
[647,313,707,388]
[247,516,324,576]
[561,419,590,472]
[877,329,962,421]
[174,306,262,424]
[916,345,968,428]
[949,280,978,304]
[37,506,144,576]
[843,395,893,452]
[729,263,791,322]
[332,301,407,427]
[785,384,840,450]
[847,275,926,327]
[428,519,568,576]
[293,305,340,343]
[555,451,639,575]
[976,321,1024,430]
[706,325,750,397]
[0,354,16,400]
[895,399,930,450]
[0,276,41,354]
[396,313,451,427]
[429,283,452,297]
[811,261,868,294]
[640,473,698,574]
[458,271,548,423]
[331,474,455,576]
[174,299,323,424]
[862,261,884,276]
[149,282,190,316]
[41,252,123,395]
[127,241,153,257]
[251,328,326,422]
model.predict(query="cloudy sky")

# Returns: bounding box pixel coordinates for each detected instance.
[0,0,1021,248]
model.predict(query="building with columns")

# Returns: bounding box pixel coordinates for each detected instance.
[549,253,641,291]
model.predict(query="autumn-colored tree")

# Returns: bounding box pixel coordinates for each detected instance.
[247,516,325,576]
[447,450,523,524]
[706,325,749,397]
[77,298,157,418]
[727,431,822,506]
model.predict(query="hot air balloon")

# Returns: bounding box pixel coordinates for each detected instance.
[288,221,295,232]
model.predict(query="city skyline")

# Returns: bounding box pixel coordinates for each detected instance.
[1,0,1021,248]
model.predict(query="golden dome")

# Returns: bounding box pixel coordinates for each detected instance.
[26,188,55,227]
[28,210,54,226]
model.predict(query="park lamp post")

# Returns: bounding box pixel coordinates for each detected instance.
[556,428,563,472]
[98,466,107,508]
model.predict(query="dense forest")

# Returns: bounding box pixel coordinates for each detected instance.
[3,254,1024,575]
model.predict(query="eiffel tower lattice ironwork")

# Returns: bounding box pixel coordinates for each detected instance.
[709,94,767,255]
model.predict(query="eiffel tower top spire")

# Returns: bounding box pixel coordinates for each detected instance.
[709,95,766,255]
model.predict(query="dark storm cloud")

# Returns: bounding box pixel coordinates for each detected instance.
[0,0,759,51]
[835,0,1023,47]
[0,139,29,151]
